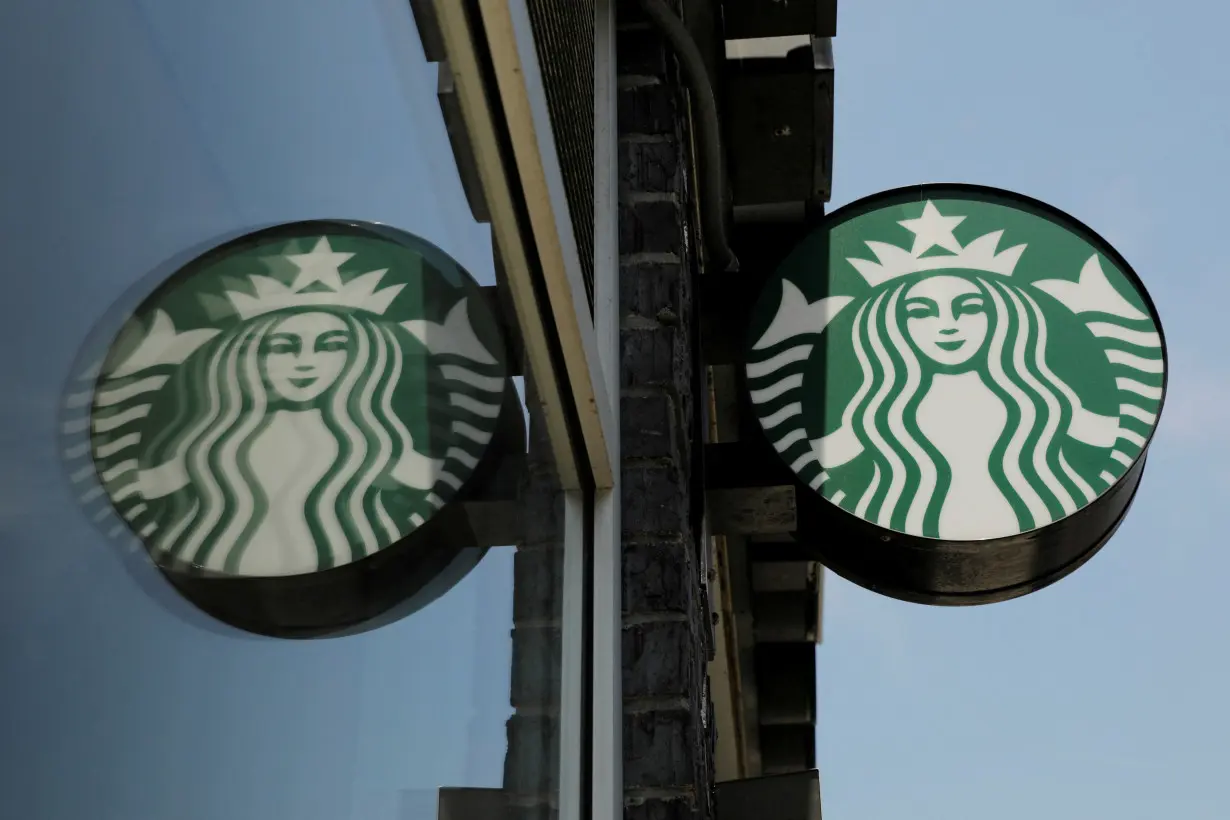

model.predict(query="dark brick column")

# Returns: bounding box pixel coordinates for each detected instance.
[618,3,716,818]
[502,4,717,818]
[505,375,565,820]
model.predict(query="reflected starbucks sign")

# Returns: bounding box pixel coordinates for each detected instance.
[743,185,1167,604]
[78,221,517,634]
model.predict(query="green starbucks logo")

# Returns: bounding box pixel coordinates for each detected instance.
[85,224,508,578]
[746,193,1166,542]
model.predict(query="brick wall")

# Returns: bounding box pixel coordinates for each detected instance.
[502,3,716,818]
[505,375,565,820]
[618,2,716,818]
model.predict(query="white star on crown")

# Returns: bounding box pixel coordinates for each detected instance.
[225,237,405,320]
[847,201,1027,288]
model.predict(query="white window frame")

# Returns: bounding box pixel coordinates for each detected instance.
[429,3,623,819]
[592,4,622,820]
[478,0,618,491]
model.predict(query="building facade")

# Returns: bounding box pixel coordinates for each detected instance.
[0,2,833,819]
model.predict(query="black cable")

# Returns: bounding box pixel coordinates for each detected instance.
[636,0,740,273]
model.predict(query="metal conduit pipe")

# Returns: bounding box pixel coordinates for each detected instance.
[636,0,740,273]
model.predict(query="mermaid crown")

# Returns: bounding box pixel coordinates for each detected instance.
[225,237,404,320]
[848,201,1027,288]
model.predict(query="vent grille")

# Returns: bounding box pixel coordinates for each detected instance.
[525,0,595,309]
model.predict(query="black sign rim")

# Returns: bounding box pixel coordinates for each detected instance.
[740,183,1168,604]
[66,219,522,637]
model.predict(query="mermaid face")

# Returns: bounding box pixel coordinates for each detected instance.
[261,312,351,403]
[903,275,989,368]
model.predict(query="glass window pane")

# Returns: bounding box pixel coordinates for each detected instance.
[0,2,574,819]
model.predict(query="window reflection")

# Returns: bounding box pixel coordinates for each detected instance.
[0,1,574,818]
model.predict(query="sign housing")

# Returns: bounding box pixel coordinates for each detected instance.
[743,184,1167,604]
[72,221,520,635]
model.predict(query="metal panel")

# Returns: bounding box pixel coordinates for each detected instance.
[559,490,588,820]
[705,441,797,490]
[707,3,834,793]
[716,770,821,820]
[592,3,623,820]
[751,561,812,592]
[437,65,490,223]
[707,486,798,535]
[437,787,507,820]
[755,643,816,725]
[724,49,834,211]
[479,0,618,488]
[758,725,817,774]
[426,0,581,488]
[752,591,818,643]
[708,365,765,779]
[524,0,597,307]
[722,0,838,40]
[423,9,592,820]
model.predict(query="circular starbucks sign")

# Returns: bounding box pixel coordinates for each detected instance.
[744,185,1167,604]
[71,221,518,634]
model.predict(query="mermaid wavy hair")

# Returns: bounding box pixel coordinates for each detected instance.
[843,273,1096,537]
[145,309,431,573]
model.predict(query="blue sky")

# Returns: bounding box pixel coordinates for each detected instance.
[818,1,1230,817]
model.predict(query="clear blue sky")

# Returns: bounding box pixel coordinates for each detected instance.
[818,1,1230,817]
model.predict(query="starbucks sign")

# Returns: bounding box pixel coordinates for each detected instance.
[743,185,1167,604]
[71,221,518,635]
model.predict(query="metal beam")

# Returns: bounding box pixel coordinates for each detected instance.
[592,3,624,820]
[477,0,619,489]
[716,770,822,820]
[707,486,797,535]
[708,359,765,779]
[722,0,838,40]
[724,47,834,215]
[425,0,582,489]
